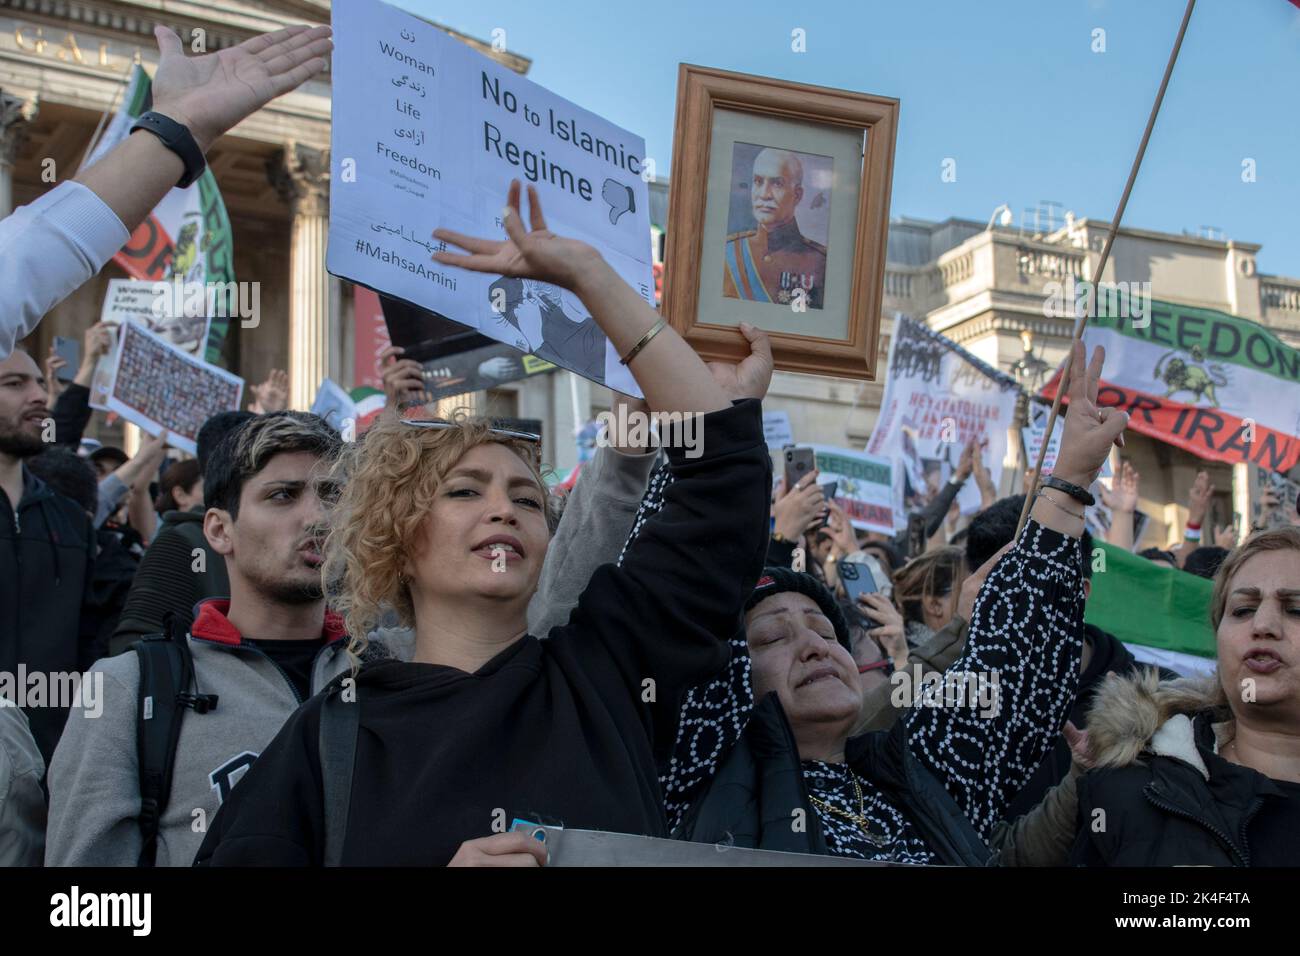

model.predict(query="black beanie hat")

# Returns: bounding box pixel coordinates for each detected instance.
[743,566,852,651]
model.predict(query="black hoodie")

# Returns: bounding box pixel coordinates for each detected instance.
[0,466,98,764]
[195,400,771,866]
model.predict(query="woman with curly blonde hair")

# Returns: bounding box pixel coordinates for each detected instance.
[196,182,775,867]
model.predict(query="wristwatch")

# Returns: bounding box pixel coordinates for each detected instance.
[129,111,207,189]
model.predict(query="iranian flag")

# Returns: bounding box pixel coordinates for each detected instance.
[1043,297,1300,473]
[82,65,236,364]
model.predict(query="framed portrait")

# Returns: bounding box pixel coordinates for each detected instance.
[663,65,898,380]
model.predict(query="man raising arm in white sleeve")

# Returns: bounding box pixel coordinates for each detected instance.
[0,22,332,358]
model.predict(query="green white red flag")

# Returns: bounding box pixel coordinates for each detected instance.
[1042,297,1300,473]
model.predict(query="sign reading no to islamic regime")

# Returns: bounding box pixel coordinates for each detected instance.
[328,0,654,396]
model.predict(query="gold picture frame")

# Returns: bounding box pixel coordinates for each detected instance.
[663,64,899,380]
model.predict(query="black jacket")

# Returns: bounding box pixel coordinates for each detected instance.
[50,382,92,449]
[194,400,772,866]
[0,467,98,764]
[672,692,994,865]
[1072,709,1293,866]
[1006,624,1177,817]
[110,507,227,656]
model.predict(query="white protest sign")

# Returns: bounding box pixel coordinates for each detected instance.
[310,379,357,433]
[808,444,901,535]
[867,316,1021,520]
[105,322,243,455]
[763,411,794,449]
[90,279,212,409]
[327,0,653,396]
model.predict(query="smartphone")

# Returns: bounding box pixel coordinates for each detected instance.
[783,445,816,491]
[818,480,838,528]
[839,559,878,608]
[53,336,79,383]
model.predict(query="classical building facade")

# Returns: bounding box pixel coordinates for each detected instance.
[5,0,1297,547]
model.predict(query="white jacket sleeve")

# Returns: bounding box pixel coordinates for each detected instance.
[0,181,129,358]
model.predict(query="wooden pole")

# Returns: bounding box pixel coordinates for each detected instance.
[1015,0,1197,537]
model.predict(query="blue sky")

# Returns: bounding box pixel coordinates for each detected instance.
[401,0,1300,276]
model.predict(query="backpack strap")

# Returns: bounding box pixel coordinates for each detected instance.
[319,677,360,867]
[133,612,217,867]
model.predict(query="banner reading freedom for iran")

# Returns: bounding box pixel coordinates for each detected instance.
[807,444,901,534]
[1043,297,1300,473]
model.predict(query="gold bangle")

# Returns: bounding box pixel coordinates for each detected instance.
[619,317,667,366]
[1036,490,1085,520]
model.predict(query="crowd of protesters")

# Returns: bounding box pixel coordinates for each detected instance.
[1,21,1298,870]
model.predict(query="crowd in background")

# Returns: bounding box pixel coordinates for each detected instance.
[1,19,1298,871]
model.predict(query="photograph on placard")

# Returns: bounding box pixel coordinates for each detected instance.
[722,142,833,310]
[105,322,243,455]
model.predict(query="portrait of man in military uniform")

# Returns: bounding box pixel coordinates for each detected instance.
[722,145,831,309]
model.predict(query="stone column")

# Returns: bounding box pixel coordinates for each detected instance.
[0,93,38,219]
[270,143,331,411]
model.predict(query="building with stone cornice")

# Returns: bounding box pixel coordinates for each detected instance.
[4,0,1298,550]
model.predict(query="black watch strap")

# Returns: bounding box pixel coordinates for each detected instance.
[129,111,206,189]
[1041,474,1096,507]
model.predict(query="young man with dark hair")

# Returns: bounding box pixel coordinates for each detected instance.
[46,412,346,866]
[0,348,100,765]
[109,411,256,654]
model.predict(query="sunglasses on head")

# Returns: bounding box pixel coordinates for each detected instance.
[399,419,542,444]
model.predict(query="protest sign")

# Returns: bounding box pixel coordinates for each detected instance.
[104,322,243,455]
[807,444,900,534]
[310,379,356,432]
[1042,296,1300,473]
[327,0,654,395]
[867,315,1021,519]
[90,279,212,410]
[763,411,794,449]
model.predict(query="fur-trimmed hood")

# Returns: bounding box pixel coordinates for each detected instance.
[1085,668,1233,780]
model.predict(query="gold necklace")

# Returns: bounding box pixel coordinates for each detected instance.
[808,770,889,846]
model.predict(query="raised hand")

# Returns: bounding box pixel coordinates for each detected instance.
[954,439,976,481]
[433,182,599,292]
[1051,342,1128,490]
[705,323,774,401]
[248,368,289,414]
[824,502,861,559]
[151,24,333,152]
[1100,460,1140,513]
[773,468,825,541]
[1186,470,1214,528]
[44,349,68,404]
[380,345,427,409]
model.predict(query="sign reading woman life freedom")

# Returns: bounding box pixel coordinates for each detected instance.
[327,0,654,395]
[664,66,899,381]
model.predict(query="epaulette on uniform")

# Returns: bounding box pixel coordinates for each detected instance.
[727,229,757,241]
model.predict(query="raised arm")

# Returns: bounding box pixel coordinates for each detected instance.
[0,25,331,358]
[903,342,1128,837]
[434,182,730,415]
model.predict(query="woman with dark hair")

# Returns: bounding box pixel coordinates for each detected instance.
[890,546,967,647]
[153,458,202,516]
